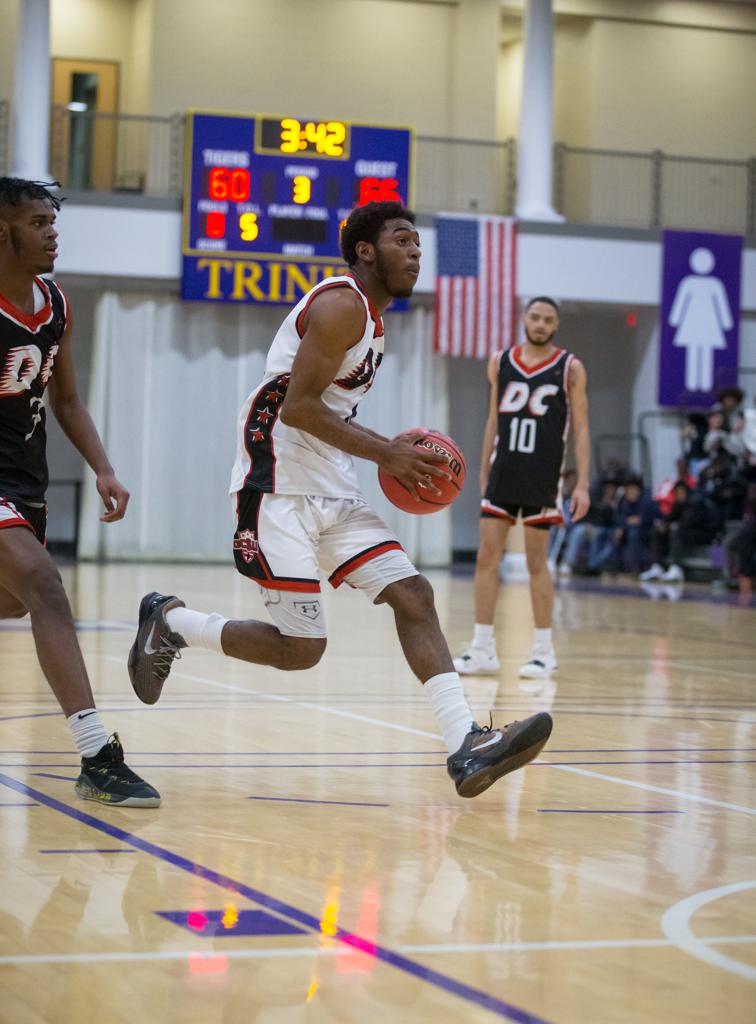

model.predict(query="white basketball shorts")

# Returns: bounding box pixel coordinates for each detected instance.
[232,490,418,637]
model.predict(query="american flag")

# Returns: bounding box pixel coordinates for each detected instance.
[434,215,517,358]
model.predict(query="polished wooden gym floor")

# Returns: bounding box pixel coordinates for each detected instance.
[0,562,754,1023]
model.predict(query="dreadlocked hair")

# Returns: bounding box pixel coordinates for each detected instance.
[0,178,63,211]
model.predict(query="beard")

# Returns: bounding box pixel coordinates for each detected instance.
[375,249,415,300]
[524,326,557,346]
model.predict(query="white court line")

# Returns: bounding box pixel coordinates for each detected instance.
[104,658,444,742]
[2,934,755,968]
[104,659,756,815]
[661,881,756,981]
[554,764,756,816]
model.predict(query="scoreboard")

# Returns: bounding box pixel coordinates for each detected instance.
[181,111,413,305]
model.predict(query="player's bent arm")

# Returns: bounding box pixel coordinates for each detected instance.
[279,289,449,495]
[478,354,500,495]
[568,357,591,522]
[47,321,129,521]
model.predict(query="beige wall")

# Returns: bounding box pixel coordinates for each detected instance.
[498,7,756,158]
[0,0,20,104]
[146,0,499,136]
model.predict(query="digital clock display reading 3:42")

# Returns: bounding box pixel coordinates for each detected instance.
[258,117,349,158]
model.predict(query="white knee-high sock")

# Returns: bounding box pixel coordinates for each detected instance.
[68,709,108,758]
[166,607,227,653]
[425,672,474,754]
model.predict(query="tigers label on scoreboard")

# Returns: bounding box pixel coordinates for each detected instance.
[181,111,413,305]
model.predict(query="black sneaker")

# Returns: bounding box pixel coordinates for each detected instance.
[447,713,553,798]
[75,734,161,807]
[128,591,187,705]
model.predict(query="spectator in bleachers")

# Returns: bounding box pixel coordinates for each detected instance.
[640,480,720,582]
[716,385,745,425]
[681,411,708,476]
[561,476,620,575]
[654,457,697,517]
[609,477,658,574]
[698,449,745,523]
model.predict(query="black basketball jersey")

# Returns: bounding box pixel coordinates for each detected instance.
[485,345,573,508]
[0,278,68,502]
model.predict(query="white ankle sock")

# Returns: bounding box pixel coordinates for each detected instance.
[68,709,108,758]
[166,607,227,653]
[424,672,474,754]
[534,628,553,649]
[473,623,495,648]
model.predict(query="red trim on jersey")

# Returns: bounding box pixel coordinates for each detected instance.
[295,281,366,340]
[0,517,35,532]
[0,277,54,333]
[480,499,516,522]
[510,345,565,378]
[328,540,403,589]
[255,577,321,593]
[346,273,384,338]
[523,512,564,526]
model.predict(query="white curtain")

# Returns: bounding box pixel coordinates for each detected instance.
[80,293,451,566]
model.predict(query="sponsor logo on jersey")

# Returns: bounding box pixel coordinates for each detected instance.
[233,529,259,564]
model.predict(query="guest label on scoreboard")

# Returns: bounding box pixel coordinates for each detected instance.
[181,111,413,305]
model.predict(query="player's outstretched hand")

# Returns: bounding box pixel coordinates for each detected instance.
[97,473,130,523]
[569,483,590,523]
[380,432,451,501]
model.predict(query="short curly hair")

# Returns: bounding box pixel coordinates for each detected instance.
[339,201,415,265]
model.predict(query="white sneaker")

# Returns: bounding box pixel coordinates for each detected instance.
[558,563,572,578]
[453,645,500,675]
[518,647,558,679]
[639,563,664,581]
[661,564,684,582]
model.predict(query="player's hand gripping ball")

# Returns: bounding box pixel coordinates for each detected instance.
[378,429,466,514]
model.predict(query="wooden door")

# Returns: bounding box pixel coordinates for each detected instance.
[51,58,119,191]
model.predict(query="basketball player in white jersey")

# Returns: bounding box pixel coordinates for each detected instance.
[127,202,553,798]
[454,297,591,679]
[0,177,159,806]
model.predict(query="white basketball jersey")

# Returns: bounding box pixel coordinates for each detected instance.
[230,274,385,498]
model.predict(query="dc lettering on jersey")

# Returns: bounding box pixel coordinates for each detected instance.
[0,344,57,397]
[498,381,559,417]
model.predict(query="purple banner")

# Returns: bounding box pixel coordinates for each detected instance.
[658,230,742,408]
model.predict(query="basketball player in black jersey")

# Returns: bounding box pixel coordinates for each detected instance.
[455,297,590,679]
[0,178,159,806]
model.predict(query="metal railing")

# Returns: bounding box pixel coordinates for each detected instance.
[0,103,754,234]
[554,143,756,235]
[49,106,184,197]
[414,135,516,215]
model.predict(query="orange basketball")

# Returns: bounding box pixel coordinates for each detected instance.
[378,429,466,515]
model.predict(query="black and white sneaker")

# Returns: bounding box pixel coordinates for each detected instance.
[75,734,161,807]
[447,713,553,798]
[127,591,187,705]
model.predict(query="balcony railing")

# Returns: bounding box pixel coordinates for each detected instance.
[0,102,753,234]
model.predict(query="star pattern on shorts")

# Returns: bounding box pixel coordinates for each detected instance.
[257,407,274,425]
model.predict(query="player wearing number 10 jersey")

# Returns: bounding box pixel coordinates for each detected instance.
[454,297,591,681]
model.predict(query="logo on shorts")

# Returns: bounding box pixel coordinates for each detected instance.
[233,529,259,564]
[294,600,321,620]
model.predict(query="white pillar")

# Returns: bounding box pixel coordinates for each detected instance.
[11,0,52,180]
[515,0,563,222]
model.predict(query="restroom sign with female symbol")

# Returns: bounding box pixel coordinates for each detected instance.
[658,230,742,408]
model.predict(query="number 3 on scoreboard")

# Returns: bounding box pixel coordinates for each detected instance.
[239,212,259,241]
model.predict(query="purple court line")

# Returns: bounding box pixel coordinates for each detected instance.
[0,773,551,1024]
[32,772,79,781]
[2,746,754,757]
[11,759,756,770]
[247,795,389,808]
[39,848,136,854]
[537,809,683,815]
[0,802,38,807]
